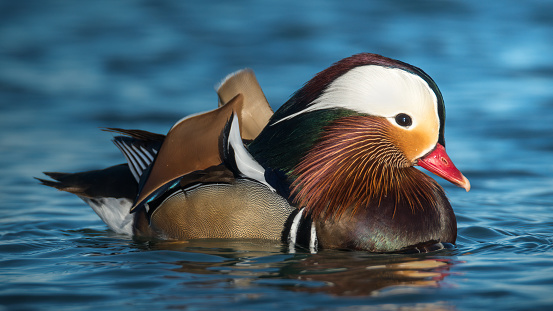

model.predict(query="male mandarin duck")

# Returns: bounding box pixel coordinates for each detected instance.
[39,53,470,253]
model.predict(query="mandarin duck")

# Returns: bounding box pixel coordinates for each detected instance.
[39,53,470,253]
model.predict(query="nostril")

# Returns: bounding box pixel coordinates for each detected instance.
[441,157,449,166]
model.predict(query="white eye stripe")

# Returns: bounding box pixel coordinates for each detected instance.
[273,66,439,129]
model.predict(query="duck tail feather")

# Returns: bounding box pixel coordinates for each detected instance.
[37,164,138,235]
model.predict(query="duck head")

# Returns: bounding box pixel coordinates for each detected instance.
[248,53,470,251]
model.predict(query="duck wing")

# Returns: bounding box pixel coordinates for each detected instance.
[102,128,164,182]
[216,69,274,140]
[133,69,274,211]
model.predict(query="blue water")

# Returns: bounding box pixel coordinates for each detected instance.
[2,0,553,310]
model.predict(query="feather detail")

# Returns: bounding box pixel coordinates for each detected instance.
[291,116,441,220]
[102,128,166,142]
[102,128,164,182]
[224,113,274,191]
[37,164,138,235]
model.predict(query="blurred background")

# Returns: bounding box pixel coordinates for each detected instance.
[1,1,553,310]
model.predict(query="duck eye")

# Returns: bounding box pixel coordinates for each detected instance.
[395,113,412,127]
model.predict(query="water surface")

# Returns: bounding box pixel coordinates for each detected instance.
[1,1,553,310]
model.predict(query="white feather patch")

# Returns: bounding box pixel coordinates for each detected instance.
[82,197,134,235]
[288,208,304,253]
[309,222,318,254]
[272,65,439,129]
[113,140,156,183]
[228,113,275,191]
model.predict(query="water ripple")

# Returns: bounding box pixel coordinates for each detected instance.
[2,0,553,310]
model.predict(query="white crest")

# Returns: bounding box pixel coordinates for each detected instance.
[273,65,440,130]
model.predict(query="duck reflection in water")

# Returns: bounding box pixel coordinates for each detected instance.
[142,239,458,297]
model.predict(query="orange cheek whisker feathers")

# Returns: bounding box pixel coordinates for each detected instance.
[290,116,440,220]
